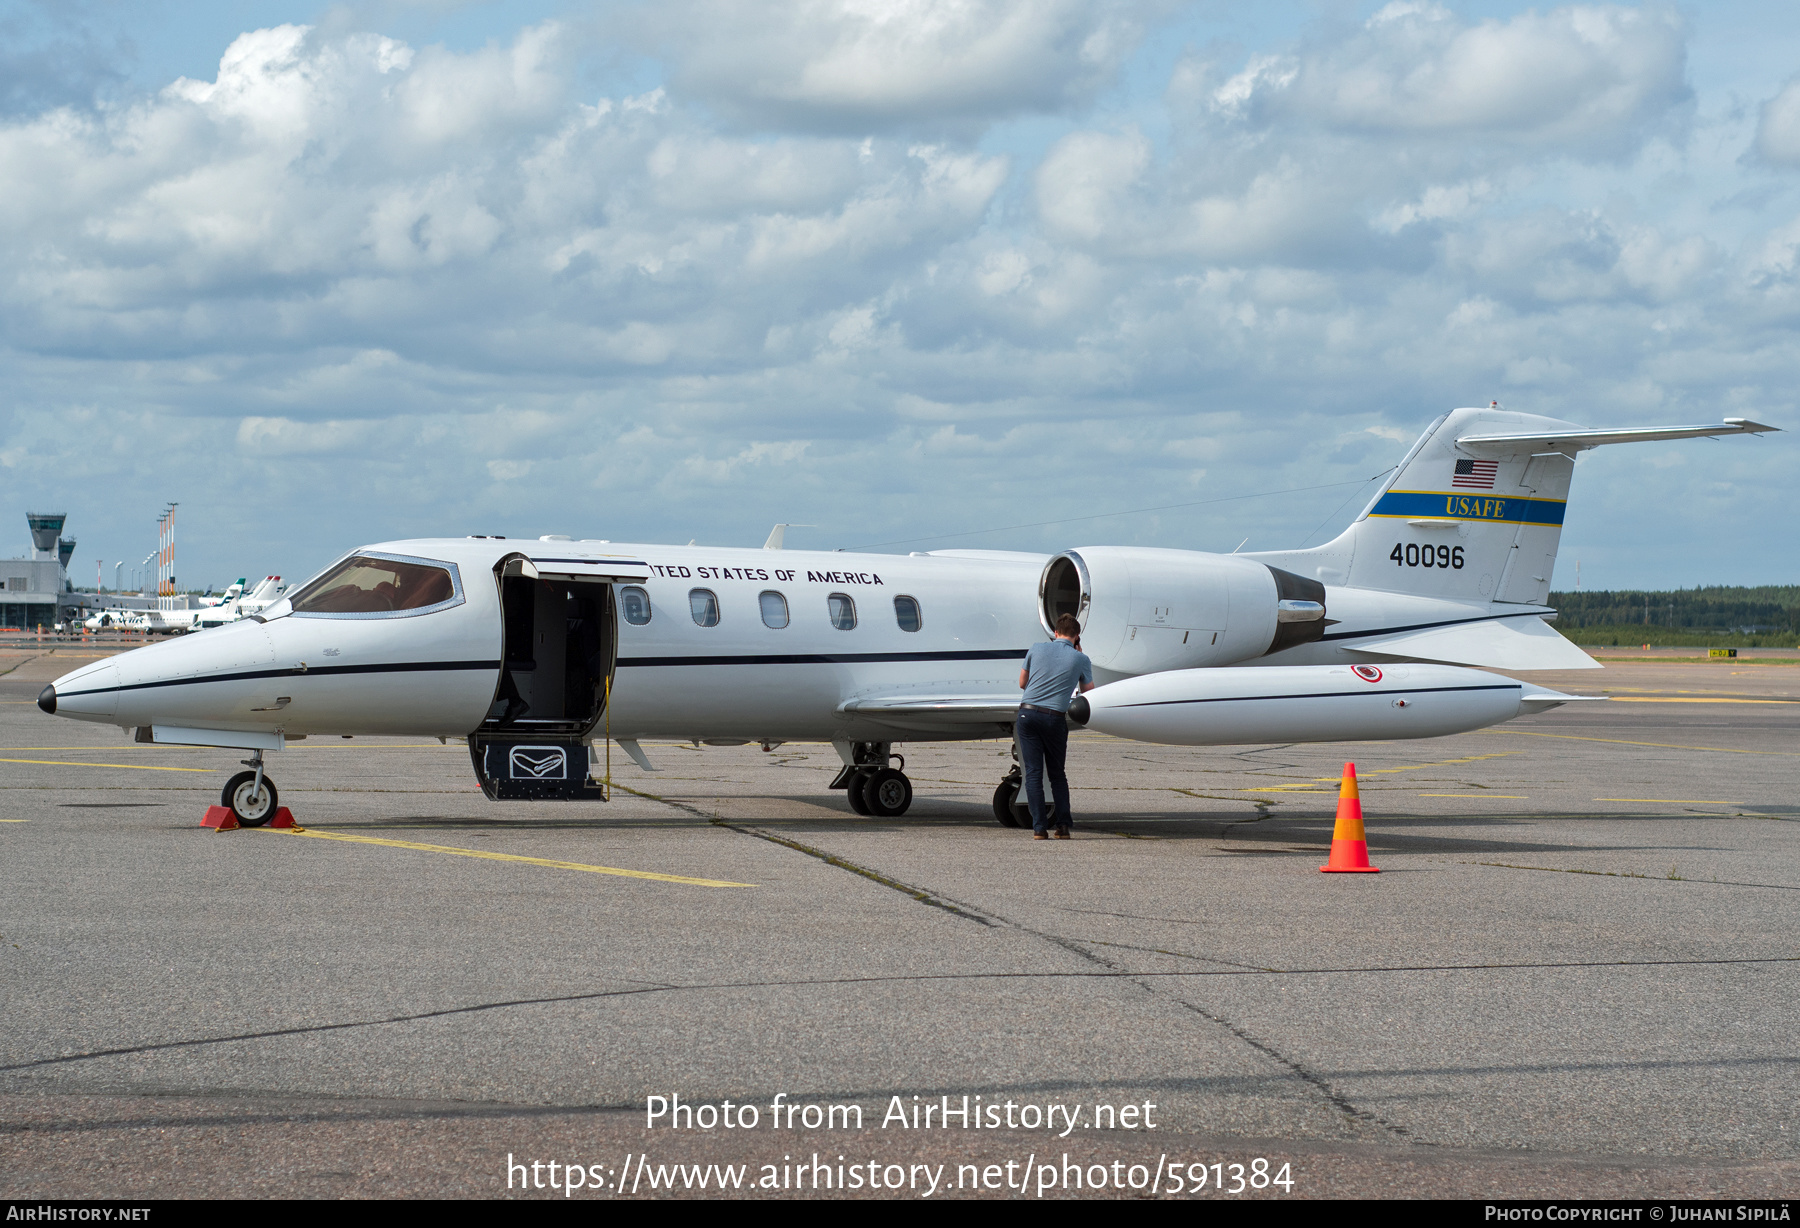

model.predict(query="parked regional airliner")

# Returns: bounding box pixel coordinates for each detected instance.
[37,407,1776,826]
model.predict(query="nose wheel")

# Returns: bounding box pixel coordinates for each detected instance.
[222,752,280,827]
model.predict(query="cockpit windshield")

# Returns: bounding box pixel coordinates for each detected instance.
[290,554,461,618]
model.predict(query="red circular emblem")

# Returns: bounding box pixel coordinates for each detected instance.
[1352,665,1383,683]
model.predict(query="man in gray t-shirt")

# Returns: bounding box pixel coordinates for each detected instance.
[1015,613,1094,839]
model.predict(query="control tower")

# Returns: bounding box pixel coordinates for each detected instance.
[26,512,65,560]
[5,513,73,628]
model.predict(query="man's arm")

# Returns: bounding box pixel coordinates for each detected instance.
[1018,669,1030,690]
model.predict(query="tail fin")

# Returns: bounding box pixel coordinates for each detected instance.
[1246,407,1776,606]
[247,576,282,602]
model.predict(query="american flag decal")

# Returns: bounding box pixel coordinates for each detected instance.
[1453,458,1498,488]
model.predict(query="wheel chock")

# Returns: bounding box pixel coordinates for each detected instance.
[200,806,239,832]
[267,808,302,831]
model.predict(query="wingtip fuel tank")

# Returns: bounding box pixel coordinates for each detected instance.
[1069,662,1575,746]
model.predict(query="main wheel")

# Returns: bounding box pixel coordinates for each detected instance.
[846,772,872,815]
[992,777,1023,828]
[862,768,912,818]
[222,770,279,827]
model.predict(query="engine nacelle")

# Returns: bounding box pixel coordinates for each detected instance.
[1039,547,1325,677]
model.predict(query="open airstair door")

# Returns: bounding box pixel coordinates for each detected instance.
[469,550,647,800]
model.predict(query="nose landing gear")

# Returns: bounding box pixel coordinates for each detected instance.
[221,750,280,827]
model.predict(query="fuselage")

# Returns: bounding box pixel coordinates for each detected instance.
[47,540,1045,745]
[609,545,1043,741]
[43,536,1555,748]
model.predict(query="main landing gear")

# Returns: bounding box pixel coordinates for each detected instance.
[991,729,1032,828]
[221,749,279,827]
[831,742,913,818]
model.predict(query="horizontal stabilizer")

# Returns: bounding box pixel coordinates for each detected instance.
[1345,615,1599,671]
[1457,418,1778,453]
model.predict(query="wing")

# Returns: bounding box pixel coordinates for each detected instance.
[837,694,1021,734]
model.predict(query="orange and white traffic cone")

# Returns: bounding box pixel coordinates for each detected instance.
[1320,762,1380,873]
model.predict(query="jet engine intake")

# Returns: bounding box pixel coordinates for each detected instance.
[1038,548,1327,677]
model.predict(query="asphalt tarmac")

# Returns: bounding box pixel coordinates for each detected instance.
[2,644,1797,1199]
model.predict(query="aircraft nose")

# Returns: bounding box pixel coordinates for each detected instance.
[37,684,55,715]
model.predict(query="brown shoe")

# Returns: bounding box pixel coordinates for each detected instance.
[1053,828,1071,839]
[1033,831,1049,840]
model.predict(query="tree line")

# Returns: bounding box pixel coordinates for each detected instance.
[1548,586,1799,648]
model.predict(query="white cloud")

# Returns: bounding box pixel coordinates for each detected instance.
[0,6,1791,592]
[1230,4,1689,154]
[1035,128,1149,242]
[236,416,376,454]
[642,0,1161,130]
[1754,75,1800,166]
[1374,180,1493,233]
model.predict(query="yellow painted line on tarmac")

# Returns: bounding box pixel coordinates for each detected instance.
[0,818,26,822]
[0,757,211,773]
[1495,730,1800,757]
[1239,750,1521,793]
[0,745,449,752]
[0,747,205,752]
[1605,697,1793,704]
[1420,794,1526,798]
[1597,798,1738,805]
[266,828,755,888]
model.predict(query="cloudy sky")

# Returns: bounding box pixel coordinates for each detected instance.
[1,0,1794,592]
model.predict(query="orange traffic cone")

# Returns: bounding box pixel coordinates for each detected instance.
[1320,762,1380,873]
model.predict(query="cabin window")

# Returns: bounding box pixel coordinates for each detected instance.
[827,592,857,630]
[759,590,789,629]
[893,595,922,632]
[290,553,462,619]
[620,586,652,626]
[689,588,720,627]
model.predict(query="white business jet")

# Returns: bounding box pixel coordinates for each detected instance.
[38,406,1776,826]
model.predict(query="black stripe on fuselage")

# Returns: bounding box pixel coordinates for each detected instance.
[1116,683,1520,708]
[616,649,1029,668]
[55,659,503,699]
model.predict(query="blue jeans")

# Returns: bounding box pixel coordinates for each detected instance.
[1017,709,1071,833]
